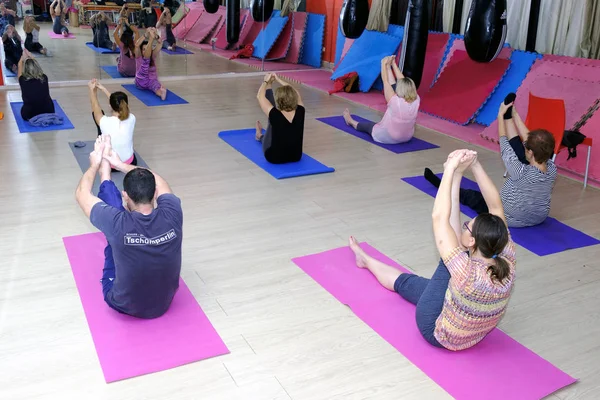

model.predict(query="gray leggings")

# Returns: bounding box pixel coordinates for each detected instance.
[356,121,375,135]
[260,89,275,152]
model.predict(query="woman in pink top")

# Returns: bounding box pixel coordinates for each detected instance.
[343,56,420,144]
[113,17,139,77]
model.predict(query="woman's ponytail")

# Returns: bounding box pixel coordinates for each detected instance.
[118,100,130,121]
[109,91,130,120]
[487,256,510,283]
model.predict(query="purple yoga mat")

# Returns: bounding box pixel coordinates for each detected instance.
[292,244,576,400]
[63,232,229,382]
[316,115,439,154]
[402,174,600,256]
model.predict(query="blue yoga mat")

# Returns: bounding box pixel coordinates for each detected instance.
[402,174,600,256]
[475,51,543,126]
[162,47,194,55]
[101,65,125,79]
[253,13,289,59]
[218,129,335,179]
[10,100,74,133]
[317,115,438,154]
[331,30,402,92]
[86,42,119,54]
[3,66,16,77]
[121,84,188,107]
[300,13,326,68]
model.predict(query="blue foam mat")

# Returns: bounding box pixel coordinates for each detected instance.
[253,13,289,59]
[331,30,402,92]
[86,42,119,54]
[402,174,600,256]
[10,100,74,133]
[161,47,194,55]
[121,84,188,106]
[334,24,346,65]
[300,13,326,68]
[101,65,125,79]
[475,50,543,126]
[218,129,335,179]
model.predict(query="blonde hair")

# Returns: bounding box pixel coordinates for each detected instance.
[22,59,46,81]
[396,77,418,102]
[274,85,298,112]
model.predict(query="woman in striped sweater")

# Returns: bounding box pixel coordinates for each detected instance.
[350,149,516,350]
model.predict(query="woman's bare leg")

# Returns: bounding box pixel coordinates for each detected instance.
[343,108,359,129]
[505,117,520,141]
[349,236,403,291]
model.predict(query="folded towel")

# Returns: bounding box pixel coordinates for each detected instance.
[28,113,64,127]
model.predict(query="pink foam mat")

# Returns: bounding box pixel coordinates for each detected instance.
[418,33,450,94]
[202,7,226,44]
[63,232,229,382]
[292,243,576,400]
[174,8,202,39]
[48,31,75,39]
[185,12,222,43]
[233,15,262,49]
[241,20,266,47]
[283,12,308,64]
[266,13,294,60]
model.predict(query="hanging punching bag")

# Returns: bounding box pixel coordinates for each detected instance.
[250,0,275,22]
[203,0,219,14]
[227,0,240,44]
[389,0,408,26]
[339,0,369,39]
[399,0,428,88]
[464,0,507,62]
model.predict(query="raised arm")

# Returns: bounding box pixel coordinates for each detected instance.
[17,51,26,78]
[113,20,123,46]
[513,110,530,142]
[75,143,104,218]
[470,158,506,225]
[96,82,111,100]
[151,34,163,58]
[134,34,145,57]
[382,56,395,103]
[257,74,275,116]
[88,80,104,125]
[274,74,304,107]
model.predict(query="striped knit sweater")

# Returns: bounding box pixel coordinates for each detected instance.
[435,240,516,351]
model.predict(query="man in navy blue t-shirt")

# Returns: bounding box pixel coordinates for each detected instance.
[75,136,183,319]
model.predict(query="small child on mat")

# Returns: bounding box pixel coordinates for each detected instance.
[134,28,167,100]
[343,55,420,145]
[350,149,516,351]
[255,73,305,164]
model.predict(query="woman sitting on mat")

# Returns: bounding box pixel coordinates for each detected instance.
[2,24,22,74]
[255,73,305,164]
[23,16,49,56]
[424,100,557,228]
[88,79,137,166]
[156,7,176,51]
[343,55,420,144]
[0,3,16,33]
[18,50,55,121]
[114,17,138,77]
[350,149,516,351]
[93,12,117,51]
[134,28,167,100]
[50,0,69,37]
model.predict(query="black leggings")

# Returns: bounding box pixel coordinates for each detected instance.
[356,121,375,135]
[25,33,44,53]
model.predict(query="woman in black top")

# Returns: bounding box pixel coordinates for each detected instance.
[255,73,305,164]
[2,24,22,74]
[18,50,55,121]
[92,12,116,51]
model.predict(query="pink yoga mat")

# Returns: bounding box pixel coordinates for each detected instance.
[185,12,222,43]
[283,12,308,64]
[292,244,576,399]
[63,232,229,382]
[48,32,75,39]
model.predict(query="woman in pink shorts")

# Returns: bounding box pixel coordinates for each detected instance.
[134,28,167,100]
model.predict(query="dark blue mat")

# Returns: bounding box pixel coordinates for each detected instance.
[300,13,326,68]
[121,84,188,106]
[475,51,542,126]
[317,115,438,154]
[10,100,74,133]
[86,42,119,54]
[101,65,125,79]
[253,13,289,59]
[161,47,194,55]
[218,129,335,179]
[402,174,600,256]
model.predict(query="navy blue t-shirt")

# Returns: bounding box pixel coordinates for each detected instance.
[90,194,183,318]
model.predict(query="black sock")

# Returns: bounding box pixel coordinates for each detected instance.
[424,168,441,189]
[503,92,516,120]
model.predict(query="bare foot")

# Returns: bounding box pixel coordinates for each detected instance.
[167,46,173,51]
[348,236,369,269]
[343,108,352,126]
[255,120,263,141]
[159,87,167,101]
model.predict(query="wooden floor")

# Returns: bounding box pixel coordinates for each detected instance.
[1,30,600,400]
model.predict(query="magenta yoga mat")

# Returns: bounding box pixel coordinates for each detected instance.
[63,232,229,382]
[292,243,576,399]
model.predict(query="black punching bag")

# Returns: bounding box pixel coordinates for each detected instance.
[464,0,507,62]
[227,0,240,44]
[389,0,408,26]
[250,0,274,22]
[399,0,428,88]
[339,0,369,39]
[203,0,219,14]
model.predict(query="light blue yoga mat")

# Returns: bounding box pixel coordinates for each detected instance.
[10,100,74,133]
[101,65,125,79]
[86,42,119,54]
[121,84,189,107]
[218,129,335,179]
[253,13,289,59]
[300,13,326,68]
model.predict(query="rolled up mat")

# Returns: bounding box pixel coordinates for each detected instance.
[283,12,308,64]
[251,0,274,22]
[252,13,289,59]
[339,0,369,39]
[300,13,326,68]
[265,13,294,60]
[10,100,74,133]
[399,0,429,88]
[218,129,335,179]
[86,42,119,54]
[121,84,189,107]
[185,12,222,43]
[63,232,229,382]
[292,244,577,399]
[464,0,507,62]
[403,174,600,256]
[173,8,202,39]
[331,30,402,92]
[419,50,511,124]
[227,0,240,44]
[101,65,126,79]
[317,115,438,154]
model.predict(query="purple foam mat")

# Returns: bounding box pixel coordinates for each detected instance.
[316,115,439,154]
[402,174,600,256]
